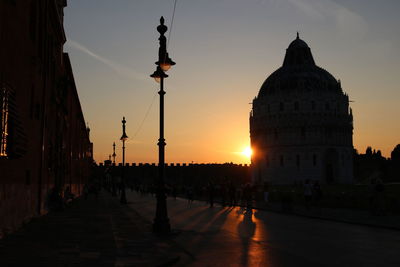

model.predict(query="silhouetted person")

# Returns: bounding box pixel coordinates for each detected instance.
[243,183,252,209]
[63,186,74,206]
[372,177,385,215]
[172,185,177,200]
[368,178,377,215]
[221,183,227,206]
[263,182,269,205]
[228,181,236,206]
[83,184,89,200]
[111,179,117,197]
[208,182,215,208]
[312,181,322,209]
[303,179,313,210]
[47,187,63,212]
[90,184,98,200]
[187,185,194,206]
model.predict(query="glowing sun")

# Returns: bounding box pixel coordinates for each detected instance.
[241,146,253,158]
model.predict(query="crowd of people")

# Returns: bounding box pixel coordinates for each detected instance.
[44,170,390,217]
[130,177,387,216]
[128,181,256,208]
[45,186,75,212]
[45,183,101,212]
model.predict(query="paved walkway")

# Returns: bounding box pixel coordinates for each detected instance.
[0,192,182,267]
[127,192,400,267]
[1,190,399,266]
[185,195,400,230]
[251,201,400,230]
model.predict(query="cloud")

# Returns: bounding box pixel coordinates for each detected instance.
[287,0,368,39]
[333,3,368,39]
[287,0,324,20]
[66,40,148,81]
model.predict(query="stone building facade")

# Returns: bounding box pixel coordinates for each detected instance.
[250,34,353,185]
[0,0,92,236]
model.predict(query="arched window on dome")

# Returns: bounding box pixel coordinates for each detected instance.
[311,101,316,111]
[280,155,284,167]
[325,102,330,110]
[274,129,278,139]
[313,154,317,166]
[280,102,284,112]
[294,102,299,111]
[265,155,270,167]
[298,80,305,89]
[296,154,300,169]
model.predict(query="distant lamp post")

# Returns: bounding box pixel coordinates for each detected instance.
[112,142,116,165]
[120,117,128,204]
[111,142,117,196]
[150,16,175,234]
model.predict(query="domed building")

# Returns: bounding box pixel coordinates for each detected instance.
[250,34,353,185]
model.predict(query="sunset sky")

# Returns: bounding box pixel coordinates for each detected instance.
[64,0,400,164]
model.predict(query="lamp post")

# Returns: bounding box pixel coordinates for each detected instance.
[111,142,117,196]
[150,16,175,234]
[112,142,116,165]
[120,117,128,204]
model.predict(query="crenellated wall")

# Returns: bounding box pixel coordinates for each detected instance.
[96,163,251,187]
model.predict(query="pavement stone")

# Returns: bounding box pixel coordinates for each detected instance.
[0,192,184,267]
[2,190,399,267]
[250,201,400,230]
[126,191,400,267]
[186,195,400,230]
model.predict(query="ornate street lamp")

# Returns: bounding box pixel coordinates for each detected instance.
[120,117,128,204]
[112,142,116,165]
[150,16,175,234]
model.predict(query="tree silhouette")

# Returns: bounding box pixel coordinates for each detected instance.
[391,144,400,160]
[366,146,372,156]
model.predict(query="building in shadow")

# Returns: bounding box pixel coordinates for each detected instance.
[0,0,92,236]
[250,34,353,185]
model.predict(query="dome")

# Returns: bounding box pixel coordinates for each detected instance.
[287,36,309,49]
[250,34,354,185]
[258,34,341,98]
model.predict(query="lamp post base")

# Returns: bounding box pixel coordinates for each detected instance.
[153,218,171,234]
[120,189,127,204]
[153,193,170,234]
[112,185,117,197]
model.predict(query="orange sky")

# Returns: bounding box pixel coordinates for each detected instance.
[64,1,400,164]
